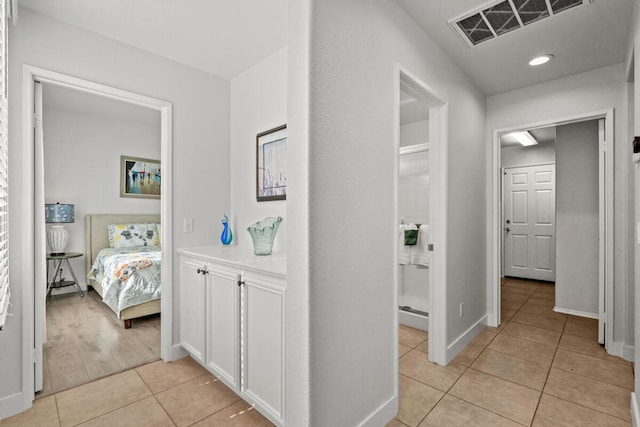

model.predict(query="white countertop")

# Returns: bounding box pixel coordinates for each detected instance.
[177,245,286,278]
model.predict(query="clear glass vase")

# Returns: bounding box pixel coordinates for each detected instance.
[247,216,283,255]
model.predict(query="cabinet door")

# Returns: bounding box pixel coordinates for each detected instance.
[205,264,240,391]
[242,272,285,424]
[179,257,206,364]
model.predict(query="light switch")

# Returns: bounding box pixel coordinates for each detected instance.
[183,218,193,233]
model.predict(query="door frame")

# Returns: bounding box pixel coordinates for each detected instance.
[22,64,173,406]
[489,109,614,351]
[394,64,448,365]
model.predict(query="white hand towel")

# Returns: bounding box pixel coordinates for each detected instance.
[398,224,416,265]
[411,224,430,267]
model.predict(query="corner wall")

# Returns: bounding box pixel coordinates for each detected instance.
[304,0,486,424]
[230,48,287,252]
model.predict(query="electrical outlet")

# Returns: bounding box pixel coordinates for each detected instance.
[459,302,464,318]
[183,218,193,233]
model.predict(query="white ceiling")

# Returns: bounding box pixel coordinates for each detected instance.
[19,1,635,94]
[19,0,288,80]
[396,0,636,95]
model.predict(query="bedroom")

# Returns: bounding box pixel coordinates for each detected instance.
[40,82,162,396]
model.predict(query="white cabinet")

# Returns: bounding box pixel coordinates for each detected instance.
[242,270,285,423]
[177,248,286,426]
[179,258,206,364]
[205,264,240,390]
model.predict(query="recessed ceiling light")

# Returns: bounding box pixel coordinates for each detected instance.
[509,131,538,146]
[529,54,554,66]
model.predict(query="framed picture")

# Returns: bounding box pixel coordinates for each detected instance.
[256,124,287,201]
[120,155,161,199]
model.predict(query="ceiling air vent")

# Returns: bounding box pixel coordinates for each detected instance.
[451,0,583,47]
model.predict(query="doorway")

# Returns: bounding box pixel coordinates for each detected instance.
[22,65,173,404]
[35,81,163,396]
[491,110,613,350]
[395,65,448,365]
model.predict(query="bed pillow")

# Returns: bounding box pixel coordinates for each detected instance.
[108,223,158,248]
[155,224,162,246]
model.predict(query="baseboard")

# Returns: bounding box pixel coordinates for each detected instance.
[446,315,488,364]
[624,344,635,362]
[608,341,634,361]
[398,309,428,331]
[357,393,398,427]
[631,392,640,427]
[553,307,598,319]
[164,344,188,362]
[0,392,28,420]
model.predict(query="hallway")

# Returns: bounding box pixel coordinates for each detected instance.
[392,278,633,426]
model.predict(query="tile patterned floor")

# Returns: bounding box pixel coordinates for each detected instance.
[391,278,634,426]
[2,357,274,427]
[4,278,633,426]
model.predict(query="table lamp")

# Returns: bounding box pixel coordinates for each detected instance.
[45,203,75,256]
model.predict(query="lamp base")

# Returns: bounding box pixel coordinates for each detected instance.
[47,225,69,256]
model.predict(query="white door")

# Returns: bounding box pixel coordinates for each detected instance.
[242,271,284,423]
[179,258,206,364]
[34,81,46,392]
[205,264,240,390]
[504,164,556,281]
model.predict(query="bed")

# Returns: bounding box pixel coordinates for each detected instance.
[85,214,161,329]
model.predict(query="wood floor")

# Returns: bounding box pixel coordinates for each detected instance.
[39,290,160,398]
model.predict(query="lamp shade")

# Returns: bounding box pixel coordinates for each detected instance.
[45,203,75,224]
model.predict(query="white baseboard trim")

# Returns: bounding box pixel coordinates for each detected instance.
[398,309,428,331]
[553,307,598,319]
[0,392,28,420]
[624,345,635,362]
[357,393,398,427]
[609,341,634,361]
[446,315,488,364]
[164,344,188,362]
[631,392,640,427]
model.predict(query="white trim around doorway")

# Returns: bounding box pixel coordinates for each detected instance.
[21,65,175,412]
[488,109,614,353]
[395,64,448,365]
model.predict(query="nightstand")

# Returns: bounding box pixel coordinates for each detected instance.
[46,252,84,297]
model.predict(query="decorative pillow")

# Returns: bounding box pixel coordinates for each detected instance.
[155,224,162,246]
[108,223,158,248]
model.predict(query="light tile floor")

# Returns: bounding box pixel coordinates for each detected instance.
[1,356,274,427]
[3,278,633,426]
[392,278,634,426]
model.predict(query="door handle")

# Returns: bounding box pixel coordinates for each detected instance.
[506,219,511,224]
[506,227,511,232]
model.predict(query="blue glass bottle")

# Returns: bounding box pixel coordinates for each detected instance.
[221,214,233,245]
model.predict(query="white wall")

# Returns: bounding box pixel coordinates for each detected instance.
[0,8,230,416]
[400,120,428,147]
[555,120,599,315]
[297,0,486,424]
[487,63,631,353]
[501,140,556,168]
[43,86,161,287]
[230,48,287,252]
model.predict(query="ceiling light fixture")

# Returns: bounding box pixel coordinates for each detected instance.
[510,131,538,146]
[529,54,554,66]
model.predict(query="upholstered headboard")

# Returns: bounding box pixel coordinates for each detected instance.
[84,213,161,277]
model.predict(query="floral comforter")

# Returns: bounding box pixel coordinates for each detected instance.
[87,246,161,316]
